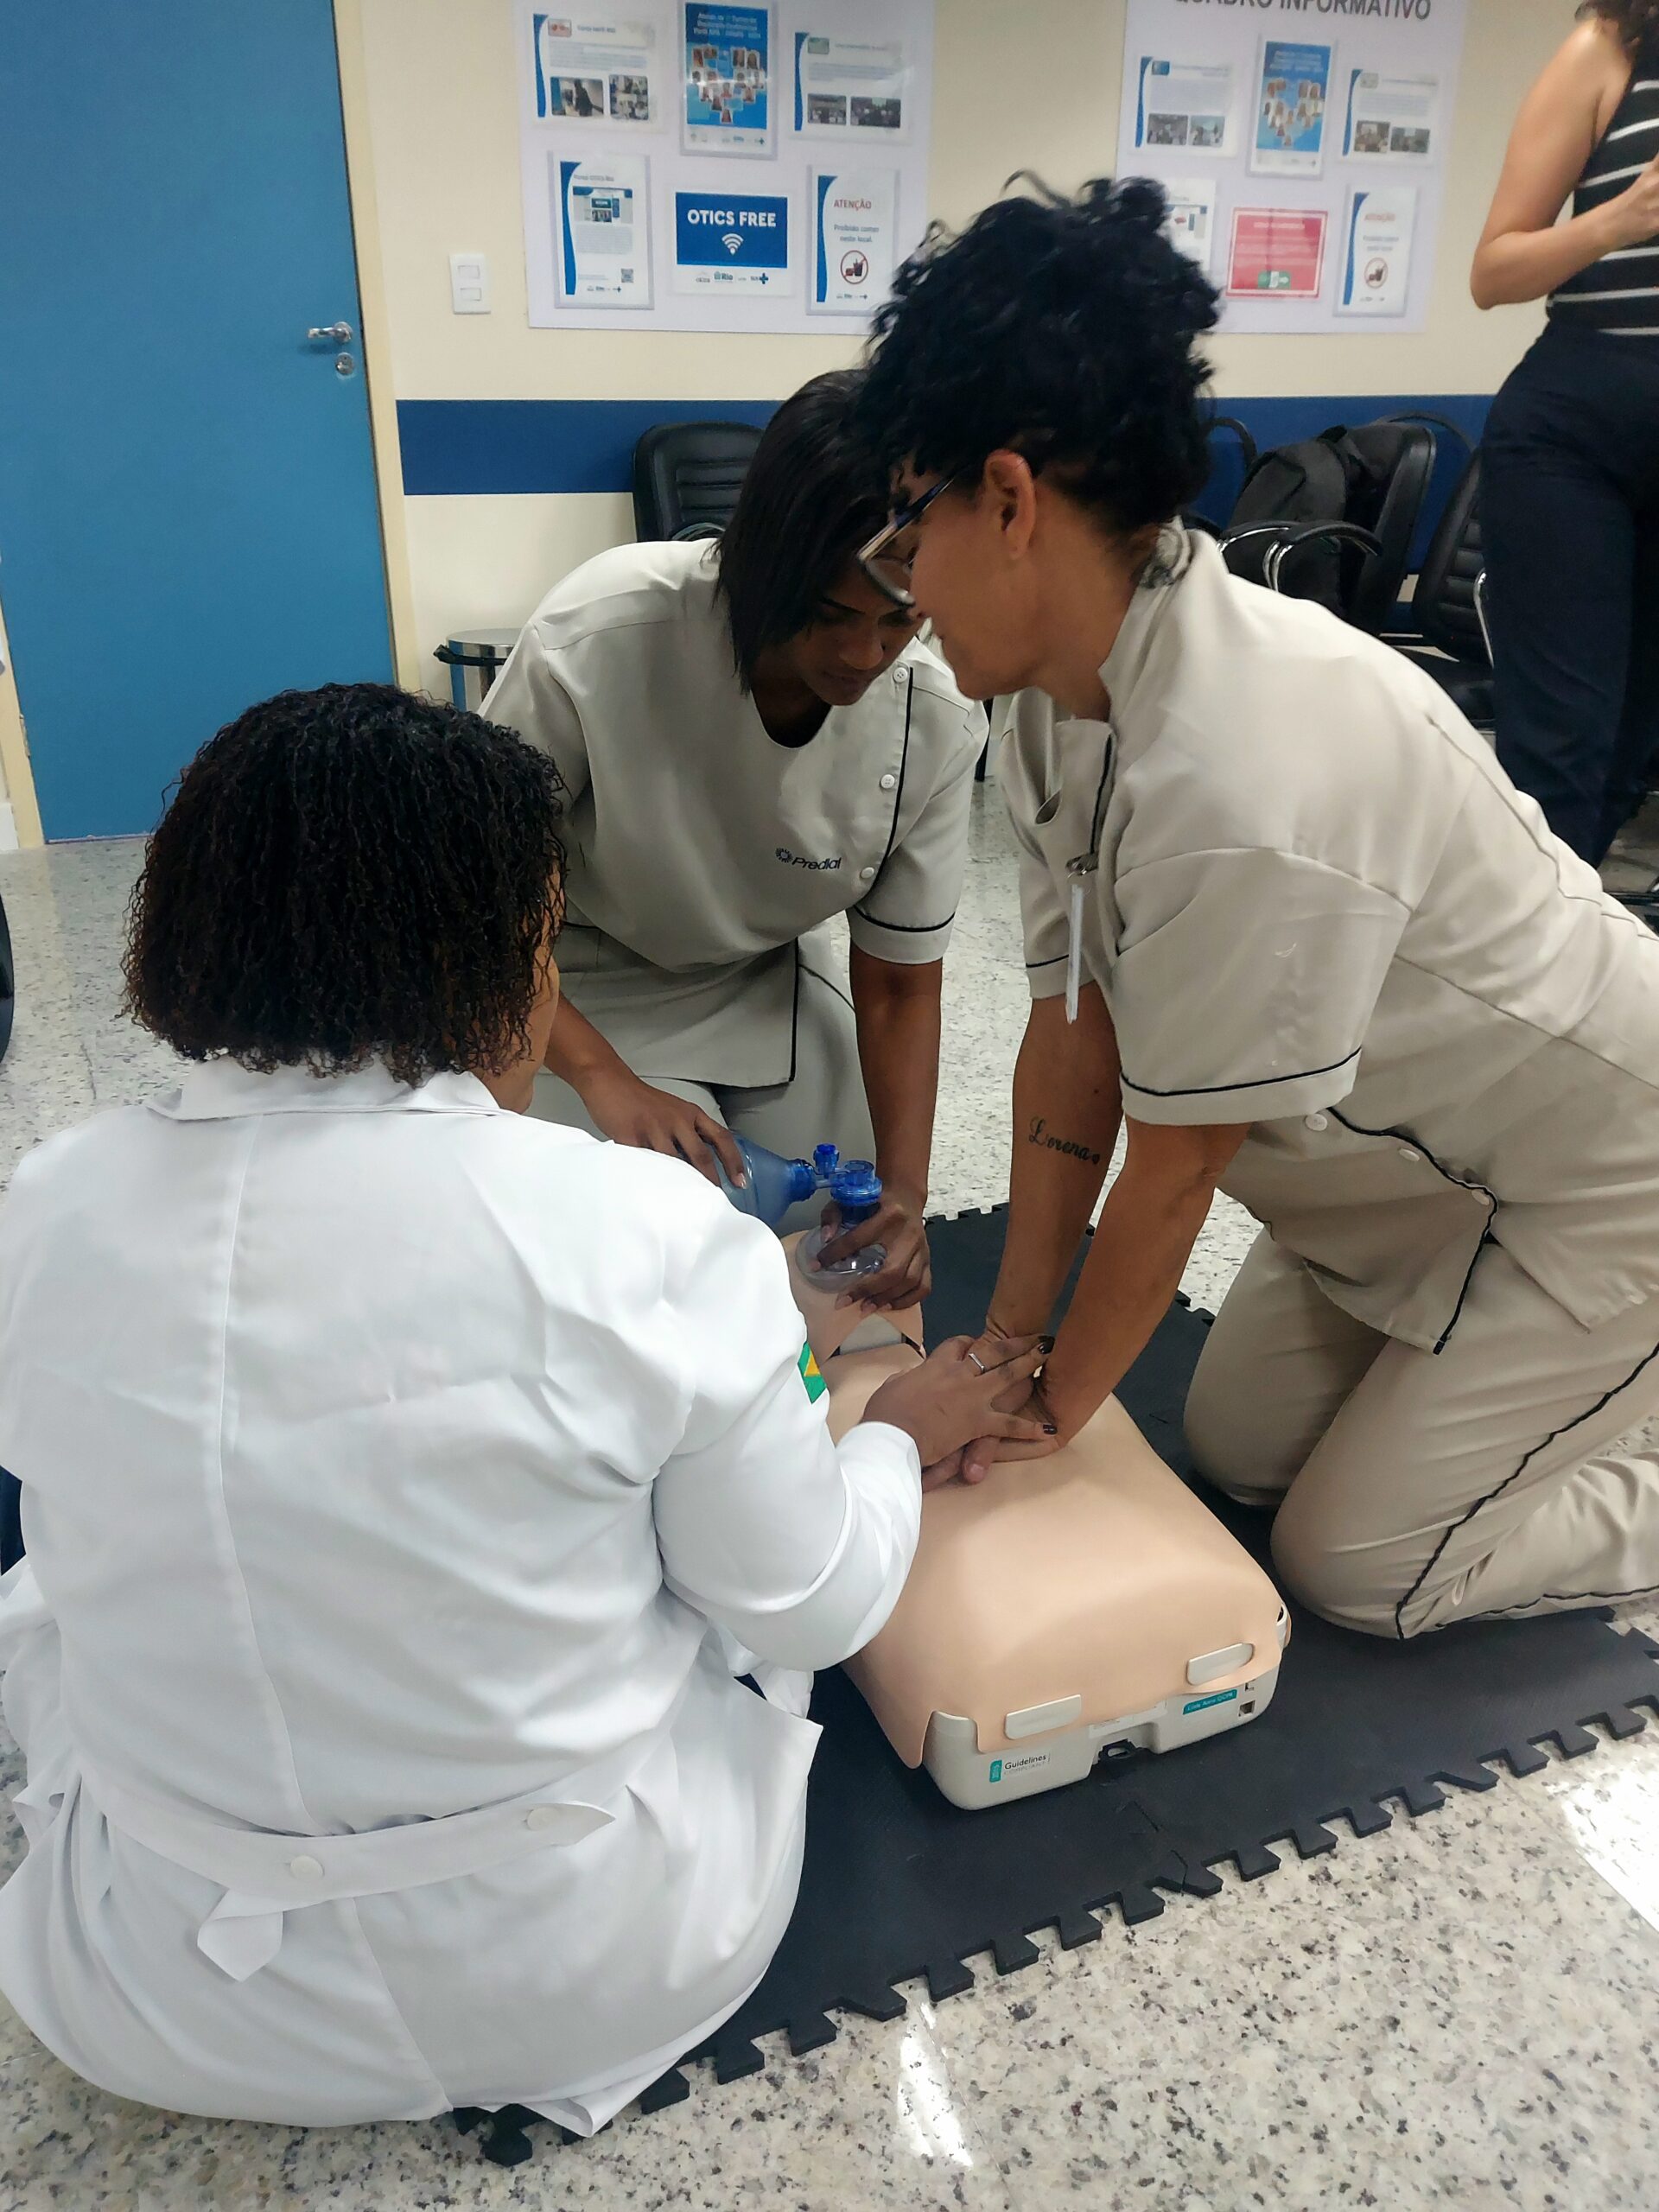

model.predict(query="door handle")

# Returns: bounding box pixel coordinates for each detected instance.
[306,321,354,344]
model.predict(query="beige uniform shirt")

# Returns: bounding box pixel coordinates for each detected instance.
[1002,530,1659,1353]
[486,541,982,1088]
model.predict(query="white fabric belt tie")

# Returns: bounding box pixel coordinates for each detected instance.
[75,1739,652,1982]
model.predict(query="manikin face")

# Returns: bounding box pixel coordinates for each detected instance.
[780,559,924,709]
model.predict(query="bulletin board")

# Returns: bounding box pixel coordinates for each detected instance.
[513,2,936,334]
[1116,0,1469,336]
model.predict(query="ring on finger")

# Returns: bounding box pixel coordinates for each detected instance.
[966,1351,987,1374]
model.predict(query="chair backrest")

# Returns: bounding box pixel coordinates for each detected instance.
[1409,451,1485,664]
[1224,418,1437,630]
[632,420,765,541]
[1341,419,1437,632]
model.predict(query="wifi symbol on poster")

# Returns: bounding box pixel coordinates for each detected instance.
[722,231,745,256]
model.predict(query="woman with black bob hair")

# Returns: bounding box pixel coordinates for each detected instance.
[854,177,1659,1641]
[0,683,1035,2128]
[486,368,983,1311]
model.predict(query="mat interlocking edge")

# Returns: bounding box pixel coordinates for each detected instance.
[454,1206,1659,2169]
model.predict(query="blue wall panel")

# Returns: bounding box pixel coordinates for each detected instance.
[397,399,779,497]
[397,392,1493,567]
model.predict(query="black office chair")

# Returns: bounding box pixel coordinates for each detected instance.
[632,420,765,542]
[1389,452,1493,732]
[1219,414,1446,633]
[0,887,13,1065]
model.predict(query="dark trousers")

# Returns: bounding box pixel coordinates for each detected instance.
[1,1470,22,1574]
[1481,322,1659,863]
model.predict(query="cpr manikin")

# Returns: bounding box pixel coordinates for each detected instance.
[736,1143,1289,1809]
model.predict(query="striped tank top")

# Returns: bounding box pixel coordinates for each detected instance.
[1549,59,1659,334]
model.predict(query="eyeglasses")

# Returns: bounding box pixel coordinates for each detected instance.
[856,476,955,609]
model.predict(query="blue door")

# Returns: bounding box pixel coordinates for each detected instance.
[0,2,392,840]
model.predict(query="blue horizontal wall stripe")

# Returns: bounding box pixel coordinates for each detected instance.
[397,397,779,496]
[397,391,1494,504]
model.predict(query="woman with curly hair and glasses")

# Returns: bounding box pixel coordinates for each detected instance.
[853,176,1659,1643]
[0,683,1040,2130]
[1474,0,1659,863]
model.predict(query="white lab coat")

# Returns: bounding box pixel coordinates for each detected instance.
[0,1060,920,2130]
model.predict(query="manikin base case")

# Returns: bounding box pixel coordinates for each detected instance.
[788,1238,1287,1809]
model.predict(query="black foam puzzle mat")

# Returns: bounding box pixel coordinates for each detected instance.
[456,1206,1659,2166]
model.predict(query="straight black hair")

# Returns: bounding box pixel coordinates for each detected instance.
[715,370,893,688]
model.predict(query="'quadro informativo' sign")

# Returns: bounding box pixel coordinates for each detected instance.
[1116,0,1469,336]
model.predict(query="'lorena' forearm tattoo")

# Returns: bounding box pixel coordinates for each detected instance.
[1026,1116,1103,1167]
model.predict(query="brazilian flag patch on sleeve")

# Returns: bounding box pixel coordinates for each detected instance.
[798,1343,827,1405]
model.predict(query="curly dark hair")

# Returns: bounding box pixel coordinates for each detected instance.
[1580,1,1659,56]
[124,683,567,1088]
[857,176,1220,534]
[715,369,894,685]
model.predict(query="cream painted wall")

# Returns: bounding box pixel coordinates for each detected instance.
[0,591,43,847]
[0,0,1579,839]
[346,0,1573,688]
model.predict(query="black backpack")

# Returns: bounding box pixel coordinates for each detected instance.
[1221,417,1442,628]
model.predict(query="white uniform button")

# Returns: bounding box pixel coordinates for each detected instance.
[1398,1147,1422,1164]
[880,772,897,791]
[1303,1113,1328,1133]
[524,1805,563,1832]
[860,865,876,881]
[288,1854,324,1882]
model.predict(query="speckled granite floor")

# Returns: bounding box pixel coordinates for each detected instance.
[2,796,1657,2212]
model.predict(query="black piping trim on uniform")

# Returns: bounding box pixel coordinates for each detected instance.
[862,669,915,893]
[1027,954,1068,971]
[1121,1048,1361,1101]
[1459,1578,1659,1624]
[1391,1332,1659,1642]
[1428,1230,1495,1358]
[772,676,915,1096]
[1084,741,1116,861]
[1326,1105,1499,1357]
[786,940,801,1087]
[851,907,956,934]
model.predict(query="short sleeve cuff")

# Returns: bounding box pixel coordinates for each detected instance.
[848,909,956,966]
[1120,1048,1361,1127]
[1027,954,1070,1002]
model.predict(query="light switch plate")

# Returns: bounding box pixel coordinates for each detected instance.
[449,251,492,315]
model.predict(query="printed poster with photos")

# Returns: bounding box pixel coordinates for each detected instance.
[515,0,934,334]
[1116,0,1467,335]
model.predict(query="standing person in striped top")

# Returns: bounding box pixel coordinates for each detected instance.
[1474,2,1659,864]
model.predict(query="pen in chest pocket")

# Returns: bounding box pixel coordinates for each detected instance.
[1065,856,1096,1027]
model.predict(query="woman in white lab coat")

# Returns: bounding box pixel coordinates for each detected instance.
[0,683,1046,2130]
[850,180,1659,1640]
[485,371,985,1306]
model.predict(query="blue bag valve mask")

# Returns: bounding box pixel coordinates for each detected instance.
[715,1138,887,1283]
